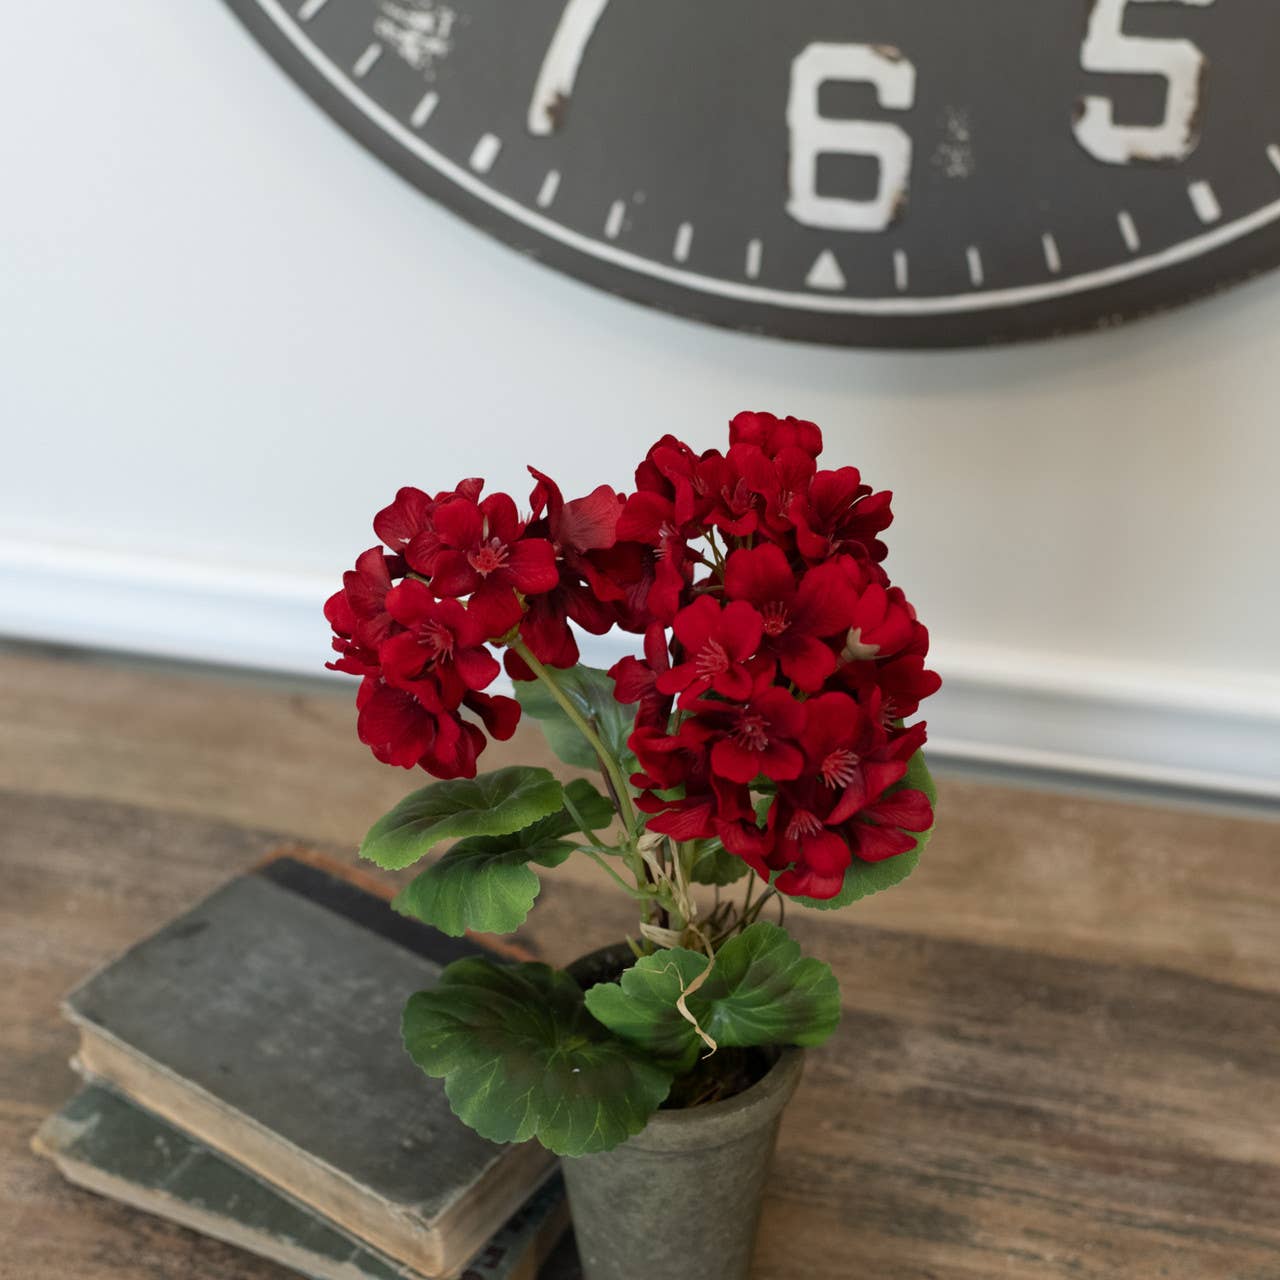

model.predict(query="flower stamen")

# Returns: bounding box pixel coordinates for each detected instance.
[467,538,509,577]
[820,748,860,789]
[694,639,731,679]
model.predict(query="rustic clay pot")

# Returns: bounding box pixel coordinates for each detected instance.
[563,945,804,1280]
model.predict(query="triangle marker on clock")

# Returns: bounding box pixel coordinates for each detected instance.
[805,250,846,291]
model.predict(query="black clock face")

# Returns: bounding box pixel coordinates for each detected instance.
[225,0,1280,347]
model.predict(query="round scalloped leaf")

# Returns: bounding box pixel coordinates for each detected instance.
[359,767,564,871]
[402,959,672,1156]
[795,750,937,911]
[391,779,615,936]
[584,922,841,1072]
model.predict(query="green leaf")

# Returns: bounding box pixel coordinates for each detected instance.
[558,777,617,835]
[360,767,564,871]
[402,958,672,1156]
[796,749,938,911]
[514,666,636,773]
[585,922,841,1073]
[685,838,749,887]
[392,779,616,937]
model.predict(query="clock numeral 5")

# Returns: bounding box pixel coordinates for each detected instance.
[1073,0,1216,165]
[786,43,916,233]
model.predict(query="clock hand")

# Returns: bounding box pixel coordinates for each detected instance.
[527,0,611,136]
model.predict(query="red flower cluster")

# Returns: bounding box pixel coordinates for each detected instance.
[607,412,940,899]
[327,411,938,898]
[325,473,625,778]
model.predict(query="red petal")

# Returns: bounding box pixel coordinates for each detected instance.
[480,492,522,543]
[429,550,479,599]
[723,543,795,610]
[465,690,521,740]
[324,589,357,635]
[779,635,837,692]
[467,585,522,640]
[559,485,622,551]
[617,491,674,544]
[373,487,433,552]
[453,645,500,691]
[432,498,483,550]
[869,787,933,831]
[506,538,560,595]
[719,600,765,660]
[794,559,860,636]
[852,823,916,862]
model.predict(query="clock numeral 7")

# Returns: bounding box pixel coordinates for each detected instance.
[1073,0,1216,165]
[786,43,916,233]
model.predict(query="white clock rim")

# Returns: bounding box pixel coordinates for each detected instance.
[259,0,1280,318]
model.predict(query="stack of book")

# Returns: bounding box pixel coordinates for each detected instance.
[33,851,579,1280]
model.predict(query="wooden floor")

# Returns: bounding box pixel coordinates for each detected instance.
[2,644,1279,1279]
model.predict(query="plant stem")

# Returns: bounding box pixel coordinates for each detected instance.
[560,787,609,852]
[742,887,778,928]
[579,847,653,900]
[508,637,638,834]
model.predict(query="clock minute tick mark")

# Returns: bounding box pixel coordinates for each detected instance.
[1188,181,1221,225]
[893,250,909,292]
[352,43,382,79]
[537,171,561,210]
[604,201,626,240]
[296,0,327,20]
[1117,211,1141,253]
[744,240,763,281]
[410,92,439,129]
[672,223,694,264]
[469,134,501,174]
[1042,234,1062,275]
[1268,145,1280,176]
[966,246,984,288]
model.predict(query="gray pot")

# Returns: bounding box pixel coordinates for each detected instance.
[564,945,805,1280]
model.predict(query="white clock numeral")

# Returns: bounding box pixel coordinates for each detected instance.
[1074,0,1216,165]
[528,0,611,136]
[786,43,916,234]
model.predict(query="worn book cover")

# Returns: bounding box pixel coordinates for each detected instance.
[34,1085,572,1280]
[61,854,557,1278]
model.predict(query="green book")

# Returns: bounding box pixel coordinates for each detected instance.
[58,854,563,1278]
[34,1085,572,1280]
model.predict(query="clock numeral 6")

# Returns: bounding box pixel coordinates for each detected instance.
[786,43,916,233]
[1073,0,1216,165]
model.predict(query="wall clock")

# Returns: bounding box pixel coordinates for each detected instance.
[224,0,1280,347]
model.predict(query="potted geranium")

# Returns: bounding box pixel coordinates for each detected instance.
[325,412,940,1280]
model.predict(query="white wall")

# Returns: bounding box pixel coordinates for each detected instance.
[2,3,1278,796]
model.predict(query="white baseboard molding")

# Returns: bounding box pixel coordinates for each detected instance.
[3,539,1278,801]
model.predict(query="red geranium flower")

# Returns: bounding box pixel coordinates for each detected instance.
[767,781,853,899]
[373,480,484,574]
[729,410,823,460]
[791,467,893,566]
[505,469,625,679]
[423,493,559,628]
[691,670,805,785]
[379,579,501,699]
[723,544,859,691]
[655,595,765,706]
[325,547,404,678]
[608,622,673,730]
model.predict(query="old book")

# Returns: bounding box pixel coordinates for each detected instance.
[33,1085,570,1280]
[61,853,557,1278]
